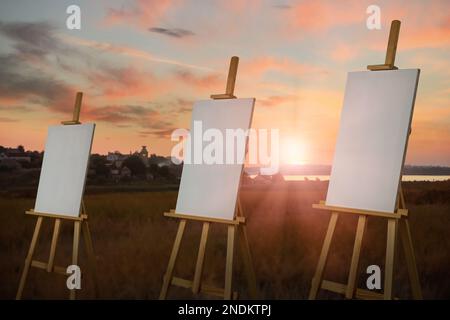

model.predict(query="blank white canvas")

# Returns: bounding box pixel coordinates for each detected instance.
[34,123,95,217]
[176,98,255,220]
[326,69,420,213]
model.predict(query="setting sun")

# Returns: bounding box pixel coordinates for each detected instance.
[282,138,306,165]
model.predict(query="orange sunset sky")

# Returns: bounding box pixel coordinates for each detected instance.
[0,0,449,165]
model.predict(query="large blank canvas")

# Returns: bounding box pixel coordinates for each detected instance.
[34,123,95,217]
[176,98,255,220]
[326,69,420,213]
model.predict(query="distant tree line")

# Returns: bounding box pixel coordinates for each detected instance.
[402,165,450,175]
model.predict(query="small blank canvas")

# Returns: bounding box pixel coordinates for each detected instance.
[326,69,420,213]
[34,123,95,217]
[176,98,255,221]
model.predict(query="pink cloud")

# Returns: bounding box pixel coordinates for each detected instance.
[0,97,22,105]
[87,67,167,101]
[242,56,326,78]
[104,0,175,29]
[259,95,297,108]
[284,0,449,52]
[330,44,358,62]
[175,70,221,90]
[368,2,450,50]
[400,24,450,50]
[87,66,221,103]
[222,0,262,13]
[286,1,364,33]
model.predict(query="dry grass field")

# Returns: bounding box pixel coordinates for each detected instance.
[0,181,449,299]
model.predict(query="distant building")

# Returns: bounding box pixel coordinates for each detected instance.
[158,157,172,167]
[2,148,31,163]
[106,151,127,171]
[149,153,172,167]
[140,146,148,158]
[133,146,149,167]
[105,146,180,179]
[121,166,131,177]
[106,147,151,178]
[107,151,127,162]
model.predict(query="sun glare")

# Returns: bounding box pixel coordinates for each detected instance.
[282,138,306,165]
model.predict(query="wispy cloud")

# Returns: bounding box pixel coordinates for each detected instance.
[174,70,221,89]
[87,66,167,101]
[259,95,297,108]
[272,4,291,10]
[330,44,359,62]
[243,56,326,78]
[0,105,33,112]
[170,98,193,113]
[149,27,195,38]
[61,35,212,71]
[88,105,158,123]
[87,104,174,132]
[104,0,175,29]
[139,128,176,139]
[283,1,363,34]
[0,117,18,123]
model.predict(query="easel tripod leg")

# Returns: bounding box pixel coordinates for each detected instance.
[82,220,100,298]
[224,225,236,300]
[384,218,398,300]
[345,215,367,299]
[399,217,422,299]
[159,219,187,300]
[238,224,258,299]
[236,197,257,299]
[16,216,44,300]
[47,218,61,272]
[309,212,339,300]
[70,221,81,300]
[193,222,210,294]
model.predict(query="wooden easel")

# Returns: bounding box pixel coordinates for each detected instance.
[16,92,99,300]
[309,20,422,300]
[159,56,258,300]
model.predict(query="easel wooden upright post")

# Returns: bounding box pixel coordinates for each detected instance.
[16,92,99,300]
[368,20,401,71]
[309,20,422,300]
[159,56,258,300]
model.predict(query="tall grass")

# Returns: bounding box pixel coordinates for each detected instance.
[0,181,449,299]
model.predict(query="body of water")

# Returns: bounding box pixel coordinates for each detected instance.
[249,175,450,182]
